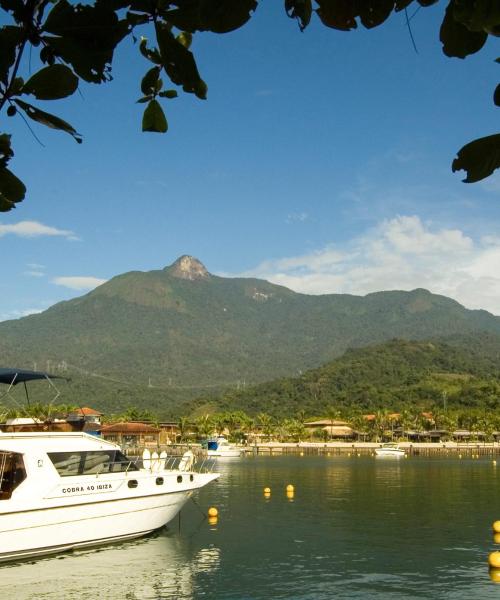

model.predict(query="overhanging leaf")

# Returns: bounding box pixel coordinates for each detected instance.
[42,0,129,83]
[165,0,257,33]
[13,99,82,143]
[452,133,500,183]
[0,166,25,211]
[0,25,23,85]
[155,21,207,99]
[142,99,168,133]
[440,1,487,58]
[315,0,357,31]
[23,65,79,100]
[0,133,14,168]
[141,66,161,95]
[285,0,313,31]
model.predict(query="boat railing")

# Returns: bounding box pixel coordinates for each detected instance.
[138,455,217,474]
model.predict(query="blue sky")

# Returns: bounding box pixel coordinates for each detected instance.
[1,2,499,320]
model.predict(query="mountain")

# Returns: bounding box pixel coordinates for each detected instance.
[1,255,500,415]
[189,336,500,418]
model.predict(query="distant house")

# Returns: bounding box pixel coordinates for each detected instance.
[304,419,356,440]
[101,422,160,448]
[66,406,103,435]
[2,417,72,433]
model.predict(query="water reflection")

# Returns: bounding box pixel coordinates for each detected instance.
[0,530,221,600]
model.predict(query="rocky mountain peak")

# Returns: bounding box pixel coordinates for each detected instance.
[167,255,210,280]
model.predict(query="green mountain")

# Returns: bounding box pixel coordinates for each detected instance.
[1,255,500,415]
[190,336,500,418]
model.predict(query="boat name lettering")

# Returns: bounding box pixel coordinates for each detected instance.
[61,483,113,494]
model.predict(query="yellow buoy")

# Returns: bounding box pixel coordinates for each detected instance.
[488,551,500,569]
[494,533,500,544]
[207,507,218,518]
[286,484,294,493]
[264,487,271,494]
[208,516,218,526]
[286,490,294,501]
[493,521,500,534]
[489,568,500,583]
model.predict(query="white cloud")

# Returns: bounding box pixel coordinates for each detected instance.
[0,221,78,240]
[286,212,309,224]
[238,215,500,316]
[52,276,107,290]
[24,270,45,278]
[0,307,44,321]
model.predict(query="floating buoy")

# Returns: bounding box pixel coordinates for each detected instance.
[207,507,218,518]
[208,515,218,526]
[493,521,500,534]
[286,484,294,493]
[488,551,500,569]
[494,533,500,544]
[489,568,500,583]
[286,490,294,501]
[264,487,271,495]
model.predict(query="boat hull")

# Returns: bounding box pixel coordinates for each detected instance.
[0,490,189,562]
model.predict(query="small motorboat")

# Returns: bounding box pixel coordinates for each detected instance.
[375,443,406,458]
[206,437,242,458]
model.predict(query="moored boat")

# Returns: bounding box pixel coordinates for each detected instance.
[0,368,219,562]
[374,443,406,457]
[206,437,242,458]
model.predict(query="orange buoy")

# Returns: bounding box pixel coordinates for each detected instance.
[488,551,500,569]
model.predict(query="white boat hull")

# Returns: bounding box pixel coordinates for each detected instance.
[375,449,405,457]
[0,489,192,562]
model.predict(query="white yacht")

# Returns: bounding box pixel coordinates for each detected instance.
[375,443,406,458]
[0,368,219,562]
[206,437,242,458]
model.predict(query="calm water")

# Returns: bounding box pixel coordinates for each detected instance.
[2,455,500,599]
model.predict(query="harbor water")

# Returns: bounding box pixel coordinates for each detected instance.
[2,455,500,599]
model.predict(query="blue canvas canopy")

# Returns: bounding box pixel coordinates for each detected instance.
[0,368,61,385]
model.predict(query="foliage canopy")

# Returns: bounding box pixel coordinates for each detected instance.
[0,0,499,210]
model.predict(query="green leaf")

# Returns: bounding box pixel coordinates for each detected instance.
[0,133,14,169]
[159,89,178,99]
[141,66,161,95]
[13,99,82,143]
[176,31,192,49]
[136,94,153,103]
[165,0,257,33]
[285,0,312,31]
[440,1,487,59]
[0,166,25,211]
[155,22,207,99]
[0,26,23,85]
[23,65,78,100]
[139,37,162,64]
[315,0,358,31]
[42,0,130,83]
[452,133,500,183]
[142,99,168,133]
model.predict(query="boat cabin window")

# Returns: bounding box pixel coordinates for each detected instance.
[0,452,26,499]
[48,450,138,477]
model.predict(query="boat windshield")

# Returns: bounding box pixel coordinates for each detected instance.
[48,450,139,477]
[0,451,26,499]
